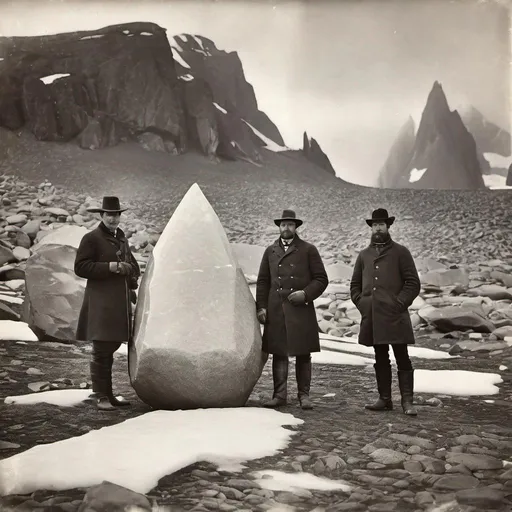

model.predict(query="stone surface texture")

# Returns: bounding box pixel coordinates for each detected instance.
[130,183,265,409]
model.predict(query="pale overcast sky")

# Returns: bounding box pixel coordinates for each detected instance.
[0,0,509,186]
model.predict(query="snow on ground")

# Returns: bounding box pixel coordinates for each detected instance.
[0,321,37,341]
[4,279,24,291]
[409,168,427,183]
[0,58,4,61]
[483,174,512,190]
[312,350,374,366]
[177,34,188,42]
[170,47,190,69]
[320,336,455,360]
[500,365,508,371]
[252,470,351,493]
[242,121,289,152]
[140,32,153,36]
[0,408,303,497]
[483,152,512,169]
[40,74,70,85]
[213,102,227,114]
[4,389,92,407]
[79,35,104,40]
[414,369,503,396]
[0,294,22,304]
[123,30,130,34]
[179,74,194,82]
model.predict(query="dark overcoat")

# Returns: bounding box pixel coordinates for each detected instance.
[349,238,421,347]
[74,222,140,342]
[256,235,328,356]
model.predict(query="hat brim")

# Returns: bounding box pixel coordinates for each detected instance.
[366,216,395,227]
[86,208,128,213]
[274,218,303,227]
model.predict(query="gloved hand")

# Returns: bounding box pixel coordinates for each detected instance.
[117,262,133,276]
[257,308,267,324]
[288,290,306,306]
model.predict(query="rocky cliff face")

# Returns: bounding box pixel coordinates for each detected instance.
[378,82,485,190]
[302,131,336,175]
[378,117,415,188]
[507,164,512,186]
[0,22,293,166]
[460,106,511,158]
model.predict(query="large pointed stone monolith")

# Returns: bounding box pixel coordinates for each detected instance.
[129,183,266,409]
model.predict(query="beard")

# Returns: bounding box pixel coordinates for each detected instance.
[280,229,294,239]
[371,231,390,244]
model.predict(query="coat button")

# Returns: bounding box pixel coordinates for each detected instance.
[376,265,379,269]
[291,288,294,290]
[291,276,294,279]
[373,287,376,290]
[375,276,378,280]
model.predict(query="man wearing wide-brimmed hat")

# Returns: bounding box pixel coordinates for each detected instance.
[74,196,140,411]
[256,209,328,410]
[350,208,421,416]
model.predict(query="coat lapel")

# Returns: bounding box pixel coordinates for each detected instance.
[372,239,394,262]
[278,236,300,263]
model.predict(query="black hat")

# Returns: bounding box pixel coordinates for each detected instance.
[86,196,128,213]
[274,209,303,227]
[366,208,395,227]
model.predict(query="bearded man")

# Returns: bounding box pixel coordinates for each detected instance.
[74,196,140,411]
[256,210,328,410]
[350,208,421,416]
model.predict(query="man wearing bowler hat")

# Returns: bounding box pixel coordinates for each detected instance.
[256,210,328,410]
[74,196,140,411]
[350,208,421,416]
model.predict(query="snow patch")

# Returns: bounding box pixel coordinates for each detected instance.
[0,293,23,304]
[140,32,153,36]
[312,350,374,366]
[128,34,134,37]
[499,365,508,371]
[192,35,205,50]
[0,321,38,341]
[242,120,289,152]
[179,74,194,81]
[171,47,190,69]
[414,369,503,396]
[483,152,512,169]
[409,168,427,183]
[170,38,183,52]
[5,389,92,407]
[80,34,104,40]
[483,174,512,190]
[213,102,227,114]
[0,58,4,61]
[252,470,351,492]
[177,34,188,42]
[0,408,303,496]
[123,30,130,34]
[40,74,70,85]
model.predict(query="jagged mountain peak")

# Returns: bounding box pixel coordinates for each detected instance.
[379,80,485,190]
[302,131,336,175]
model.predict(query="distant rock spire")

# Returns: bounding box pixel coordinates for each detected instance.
[302,131,336,175]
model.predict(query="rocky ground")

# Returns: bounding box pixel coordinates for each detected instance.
[0,338,511,512]
[0,157,511,511]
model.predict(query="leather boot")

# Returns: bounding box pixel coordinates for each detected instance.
[296,356,313,410]
[365,363,393,411]
[89,360,116,411]
[263,356,288,407]
[398,369,417,416]
[106,354,130,407]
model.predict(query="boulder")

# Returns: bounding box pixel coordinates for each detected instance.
[420,268,469,288]
[418,305,495,333]
[467,284,512,301]
[78,481,152,512]
[130,183,266,409]
[23,244,86,342]
[31,225,89,251]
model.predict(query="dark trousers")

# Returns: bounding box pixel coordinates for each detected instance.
[90,341,122,396]
[272,354,311,400]
[374,344,413,371]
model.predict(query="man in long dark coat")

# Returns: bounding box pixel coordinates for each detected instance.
[256,210,328,410]
[74,196,140,411]
[350,208,421,416]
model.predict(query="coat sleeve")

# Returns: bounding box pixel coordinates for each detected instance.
[302,245,328,303]
[256,248,271,310]
[397,247,421,308]
[350,253,363,306]
[74,234,111,280]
